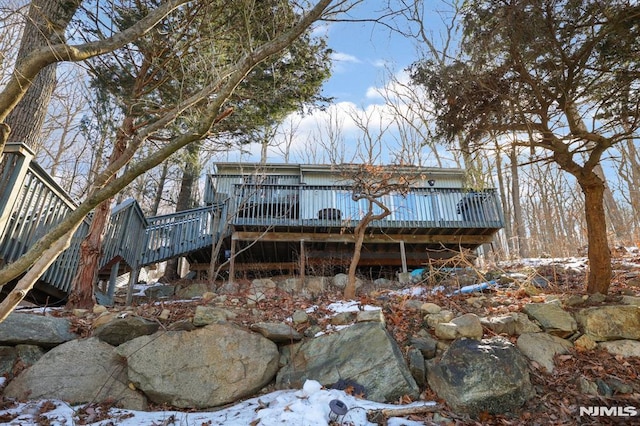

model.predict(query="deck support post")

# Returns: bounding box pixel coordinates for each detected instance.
[399,240,408,273]
[125,264,140,306]
[299,239,305,282]
[228,234,237,282]
[106,261,120,305]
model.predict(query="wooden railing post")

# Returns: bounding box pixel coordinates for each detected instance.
[0,143,34,237]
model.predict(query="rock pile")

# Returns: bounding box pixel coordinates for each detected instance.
[0,274,639,421]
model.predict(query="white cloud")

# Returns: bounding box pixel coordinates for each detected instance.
[331,51,361,64]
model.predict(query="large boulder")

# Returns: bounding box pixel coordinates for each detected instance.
[93,315,160,346]
[276,322,419,402]
[4,338,146,410]
[427,337,534,416]
[516,332,573,373]
[116,323,279,408]
[0,313,77,347]
[523,301,577,337]
[575,305,640,341]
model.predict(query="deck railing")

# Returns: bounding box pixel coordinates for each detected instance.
[101,199,148,270]
[231,184,504,229]
[141,203,225,266]
[0,155,89,294]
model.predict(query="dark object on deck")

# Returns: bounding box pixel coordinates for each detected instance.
[457,192,489,222]
[318,208,341,220]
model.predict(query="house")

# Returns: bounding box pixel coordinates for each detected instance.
[196,162,504,278]
[0,142,503,305]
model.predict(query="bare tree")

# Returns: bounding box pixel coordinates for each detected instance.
[0,0,342,320]
[410,0,640,294]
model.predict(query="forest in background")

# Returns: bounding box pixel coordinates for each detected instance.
[1,0,638,262]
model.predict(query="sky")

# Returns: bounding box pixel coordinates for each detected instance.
[217,2,437,165]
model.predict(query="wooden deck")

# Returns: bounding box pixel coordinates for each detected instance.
[1,143,504,304]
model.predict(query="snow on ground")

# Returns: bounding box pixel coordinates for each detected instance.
[1,380,435,426]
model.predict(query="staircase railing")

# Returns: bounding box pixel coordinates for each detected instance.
[140,203,224,266]
[0,145,90,294]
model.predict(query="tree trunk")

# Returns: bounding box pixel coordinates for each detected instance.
[66,118,131,309]
[151,161,170,216]
[510,147,528,257]
[580,175,612,294]
[4,0,81,151]
[345,217,368,300]
[164,142,201,280]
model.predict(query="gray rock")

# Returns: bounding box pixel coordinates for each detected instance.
[523,301,577,337]
[277,322,419,402]
[373,278,394,288]
[356,309,384,323]
[117,323,279,408]
[588,293,606,304]
[93,316,160,346]
[479,312,539,336]
[450,313,483,339]
[247,291,267,305]
[512,312,543,334]
[304,276,329,296]
[303,325,323,338]
[176,283,211,299]
[397,272,412,284]
[331,273,362,290]
[331,312,355,325]
[563,294,588,307]
[579,376,598,395]
[0,345,42,379]
[621,296,640,306]
[606,377,634,394]
[291,310,309,324]
[435,314,483,340]
[409,335,438,359]
[0,346,16,376]
[481,315,516,335]
[278,278,303,293]
[0,313,77,347]
[408,347,426,387]
[575,305,640,341]
[516,333,572,373]
[420,303,442,314]
[192,306,236,326]
[435,322,458,340]
[425,310,454,329]
[251,279,276,291]
[4,338,146,410]
[427,337,534,416]
[144,285,175,299]
[167,320,196,332]
[404,300,424,311]
[599,340,640,358]
[250,322,302,343]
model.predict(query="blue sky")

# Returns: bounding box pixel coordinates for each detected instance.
[223,3,450,165]
[320,18,418,105]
